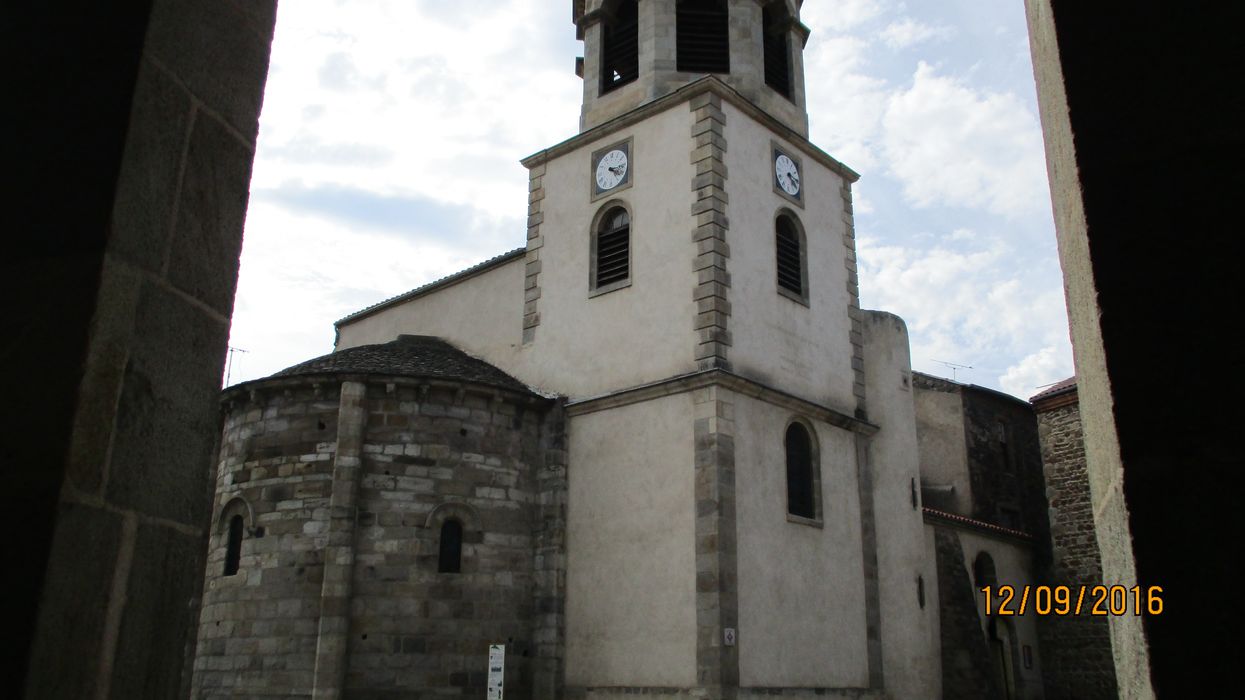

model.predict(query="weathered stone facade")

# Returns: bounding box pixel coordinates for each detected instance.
[1031,382,1118,699]
[190,337,565,698]
[933,528,1003,700]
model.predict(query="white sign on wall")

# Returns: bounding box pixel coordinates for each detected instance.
[487,644,505,699]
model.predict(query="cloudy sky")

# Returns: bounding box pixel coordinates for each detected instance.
[225,0,1073,400]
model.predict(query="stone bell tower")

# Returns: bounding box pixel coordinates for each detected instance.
[575,0,810,134]
[334,3,938,697]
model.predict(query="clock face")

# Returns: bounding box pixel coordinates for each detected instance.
[595,149,629,191]
[775,153,801,197]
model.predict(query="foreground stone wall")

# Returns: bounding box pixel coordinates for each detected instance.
[16,2,276,697]
[190,376,562,699]
[1034,393,1117,699]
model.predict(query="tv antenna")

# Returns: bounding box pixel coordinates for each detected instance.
[933,359,973,381]
[225,346,249,387]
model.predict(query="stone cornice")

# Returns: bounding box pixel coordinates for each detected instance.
[564,368,877,435]
[521,76,859,183]
[220,373,551,410]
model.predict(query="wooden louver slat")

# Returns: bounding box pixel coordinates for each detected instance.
[676,1,730,74]
[776,217,803,296]
[596,212,630,287]
[601,2,639,93]
[763,4,791,98]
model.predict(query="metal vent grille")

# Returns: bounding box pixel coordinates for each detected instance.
[776,216,803,295]
[596,208,630,287]
[601,1,639,93]
[763,4,791,98]
[676,0,730,74]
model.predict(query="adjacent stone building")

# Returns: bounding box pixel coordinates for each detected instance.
[1030,378,1118,699]
[913,374,1051,700]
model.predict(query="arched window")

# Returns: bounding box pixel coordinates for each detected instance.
[775,212,807,302]
[601,1,639,94]
[223,514,244,576]
[592,205,631,292]
[677,1,730,74]
[438,519,463,573]
[785,422,817,519]
[762,2,792,98]
[974,551,998,589]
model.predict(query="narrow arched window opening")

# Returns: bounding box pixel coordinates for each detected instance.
[677,0,730,74]
[593,206,630,290]
[438,519,463,573]
[776,214,805,299]
[601,1,639,94]
[785,423,815,519]
[762,3,792,98]
[224,514,244,576]
[974,551,998,589]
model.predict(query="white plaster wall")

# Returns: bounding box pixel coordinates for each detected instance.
[913,383,974,515]
[335,257,524,359]
[565,395,697,687]
[721,101,856,412]
[956,532,1047,700]
[733,395,869,688]
[515,105,697,398]
[862,310,940,699]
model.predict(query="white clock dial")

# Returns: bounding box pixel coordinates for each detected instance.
[595,149,629,191]
[775,153,800,196]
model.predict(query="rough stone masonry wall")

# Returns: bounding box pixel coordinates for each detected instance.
[933,528,1004,700]
[961,390,1050,551]
[19,3,276,698]
[191,384,342,697]
[345,382,547,698]
[1034,400,1118,699]
[191,379,560,699]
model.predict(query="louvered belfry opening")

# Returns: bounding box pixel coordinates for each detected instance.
[676,0,730,74]
[595,207,630,288]
[776,214,803,296]
[786,423,815,519]
[601,0,639,94]
[763,3,792,98]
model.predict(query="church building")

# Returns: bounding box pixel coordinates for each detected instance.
[190,3,1058,698]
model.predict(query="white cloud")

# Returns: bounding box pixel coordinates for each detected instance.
[880,62,1049,217]
[856,235,1071,396]
[804,35,890,170]
[803,0,887,32]
[1000,346,1073,399]
[879,18,955,49]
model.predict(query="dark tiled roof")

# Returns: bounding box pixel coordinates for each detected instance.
[270,335,533,395]
[1029,375,1077,402]
[922,507,1034,541]
[335,248,525,326]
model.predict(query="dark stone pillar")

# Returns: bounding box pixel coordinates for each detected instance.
[8,1,276,696]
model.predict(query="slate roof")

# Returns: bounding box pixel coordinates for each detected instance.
[335,248,526,326]
[1029,375,1077,402]
[268,335,534,395]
